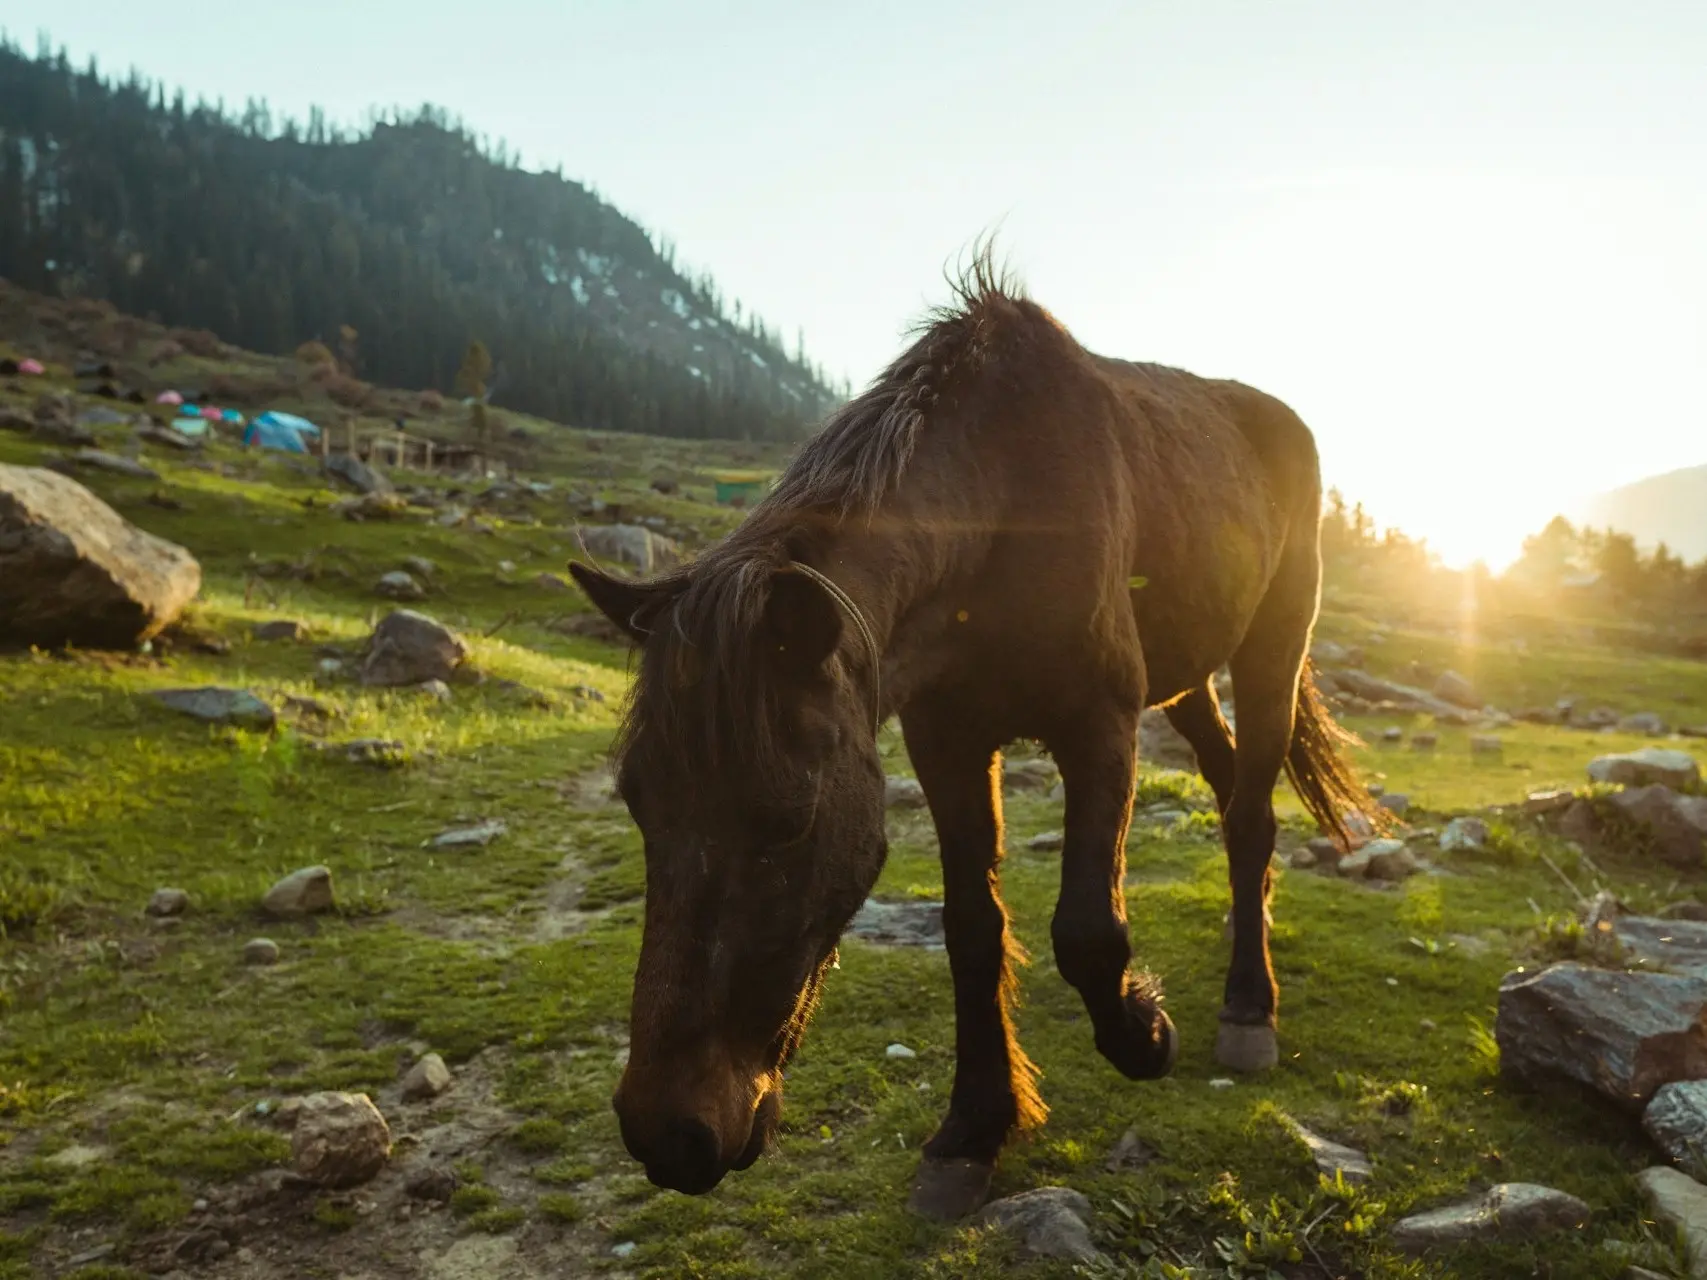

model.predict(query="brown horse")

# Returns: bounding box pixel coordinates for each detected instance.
[568,250,1373,1219]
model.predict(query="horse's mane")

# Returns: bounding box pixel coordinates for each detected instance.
[612,241,1056,796]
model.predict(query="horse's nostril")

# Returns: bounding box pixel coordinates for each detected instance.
[642,1117,724,1195]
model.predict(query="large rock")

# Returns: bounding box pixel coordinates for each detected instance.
[323,454,392,496]
[578,524,681,576]
[1609,786,1707,868]
[1589,749,1701,791]
[1637,1166,1707,1278]
[401,1053,454,1102]
[1645,1081,1707,1173]
[1433,669,1481,710]
[1325,669,1471,721]
[977,1187,1101,1262]
[374,570,426,602]
[884,776,927,810]
[360,610,468,687]
[1139,707,1199,769]
[846,899,945,950]
[0,463,201,648]
[151,687,276,732]
[291,1091,391,1188]
[1496,962,1707,1110]
[1280,1114,1372,1184]
[1389,1183,1589,1254]
[1440,817,1491,853]
[262,866,335,919]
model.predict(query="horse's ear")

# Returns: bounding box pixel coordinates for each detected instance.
[762,570,843,675]
[567,561,672,645]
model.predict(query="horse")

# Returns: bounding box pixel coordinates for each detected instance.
[568,250,1374,1220]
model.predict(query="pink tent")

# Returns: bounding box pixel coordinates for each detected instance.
[156,390,183,405]
[18,358,43,375]
[199,405,222,420]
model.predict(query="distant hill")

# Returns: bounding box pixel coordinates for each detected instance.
[1576,464,1707,560]
[0,41,841,442]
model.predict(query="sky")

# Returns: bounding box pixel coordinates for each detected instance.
[6,1,1705,569]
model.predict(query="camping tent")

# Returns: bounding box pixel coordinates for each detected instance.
[244,410,321,454]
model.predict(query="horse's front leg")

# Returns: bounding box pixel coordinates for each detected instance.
[1048,708,1178,1080]
[900,703,1043,1221]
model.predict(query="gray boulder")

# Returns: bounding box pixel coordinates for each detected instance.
[291,1092,391,1188]
[262,866,335,919]
[360,610,468,687]
[151,687,276,732]
[1645,1081,1707,1174]
[578,523,682,575]
[884,776,928,810]
[1622,712,1669,737]
[1589,749,1701,790]
[1433,669,1481,709]
[846,899,945,950]
[977,1187,1101,1262]
[401,1053,453,1102]
[72,448,159,480]
[1609,785,1707,868]
[322,454,392,496]
[0,463,201,648]
[1390,1183,1589,1254]
[1440,817,1490,853]
[374,570,426,602]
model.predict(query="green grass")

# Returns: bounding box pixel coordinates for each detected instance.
[2,396,1705,1277]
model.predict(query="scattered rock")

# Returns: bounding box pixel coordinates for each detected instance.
[361,610,469,687]
[885,1043,917,1060]
[334,491,409,521]
[1390,1183,1590,1254]
[291,1091,392,1188]
[428,819,507,849]
[1610,916,1707,978]
[1495,962,1707,1110]
[1003,757,1059,794]
[414,678,453,703]
[535,571,571,592]
[1381,726,1404,744]
[243,938,281,966]
[1440,817,1491,853]
[375,570,426,601]
[72,447,160,480]
[1433,670,1481,710]
[577,524,681,575]
[252,619,306,642]
[1608,785,1707,868]
[1028,831,1064,852]
[151,687,276,731]
[1139,707,1199,769]
[884,775,928,810]
[1470,735,1504,756]
[1289,845,1318,869]
[978,1187,1101,1262]
[1645,1081,1707,1173]
[323,454,392,496]
[0,463,202,648]
[261,866,335,919]
[1279,1115,1372,1184]
[1589,749,1701,791]
[1622,712,1669,737]
[1366,841,1420,881]
[1412,733,1439,752]
[401,1052,453,1102]
[1637,1166,1707,1276]
[1338,847,1374,877]
[328,738,408,768]
[1105,1125,1156,1171]
[405,1165,459,1202]
[146,888,189,918]
[1525,789,1575,816]
[1377,793,1410,816]
[846,899,945,950]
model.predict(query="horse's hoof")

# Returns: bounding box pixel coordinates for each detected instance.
[907,1158,995,1221]
[1098,998,1178,1081]
[1214,1021,1278,1072]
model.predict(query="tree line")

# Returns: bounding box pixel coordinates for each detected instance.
[0,40,839,442]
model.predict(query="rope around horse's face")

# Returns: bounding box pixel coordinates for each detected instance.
[786,561,882,739]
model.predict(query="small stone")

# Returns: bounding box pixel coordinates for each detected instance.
[885,1043,917,1060]
[978,1186,1101,1262]
[413,679,452,702]
[884,775,927,809]
[192,1197,209,1212]
[1525,790,1575,816]
[401,555,437,579]
[401,1052,453,1102]
[66,1244,116,1267]
[1636,1166,1707,1274]
[1440,817,1490,853]
[427,819,507,849]
[846,899,945,949]
[1645,1081,1707,1173]
[1420,1018,1438,1031]
[404,1165,458,1202]
[497,559,517,573]
[375,570,425,601]
[1280,1115,1373,1184]
[535,571,572,591]
[361,609,469,688]
[1390,1183,1590,1254]
[1208,1078,1235,1089]
[1028,830,1064,852]
[151,687,276,731]
[1289,846,1318,869]
[1381,727,1404,743]
[1338,848,1373,877]
[1412,733,1439,751]
[1366,840,1419,881]
[611,1242,637,1259]
[252,619,306,642]
[261,865,335,918]
[147,887,189,917]
[1470,735,1504,756]
[1367,783,1386,797]
[1378,793,1410,816]
[1621,712,1669,737]
[291,1091,391,1188]
[1105,1125,1156,1171]
[243,938,281,966]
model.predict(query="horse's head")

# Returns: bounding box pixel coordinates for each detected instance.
[569,557,888,1194]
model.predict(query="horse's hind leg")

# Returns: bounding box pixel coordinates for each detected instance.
[1047,703,1178,1082]
[900,698,1043,1221]
[1217,551,1318,1072]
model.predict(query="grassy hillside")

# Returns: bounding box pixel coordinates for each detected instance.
[4,363,1707,1278]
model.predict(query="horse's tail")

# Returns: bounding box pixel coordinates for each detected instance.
[1284,660,1382,849]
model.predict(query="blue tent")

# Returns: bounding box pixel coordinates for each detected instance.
[244,410,321,454]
